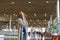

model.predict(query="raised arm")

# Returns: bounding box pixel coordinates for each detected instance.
[20,11,26,21]
[19,11,27,23]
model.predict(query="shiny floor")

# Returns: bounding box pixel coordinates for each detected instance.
[5,38,18,40]
[4,38,52,40]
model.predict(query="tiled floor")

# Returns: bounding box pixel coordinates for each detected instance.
[4,38,52,40]
[4,38,18,40]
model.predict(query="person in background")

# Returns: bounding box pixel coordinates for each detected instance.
[18,11,28,40]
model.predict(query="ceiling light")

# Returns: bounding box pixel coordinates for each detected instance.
[37,19,39,22]
[16,15,17,17]
[7,15,9,17]
[46,1,49,3]
[45,13,47,16]
[34,13,37,16]
[28,1,31,3]
[11,2,15,4]
[4,14,6,16]
[44,19,46,22]
[13,14,15,16]
[34,23,36,24]
[16,20,18,21]
[30,19,32,21]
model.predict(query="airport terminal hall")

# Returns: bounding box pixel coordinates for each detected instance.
[0,0,60,40]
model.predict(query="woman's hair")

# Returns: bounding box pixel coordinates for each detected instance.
[18,11,23,19]
[18,16,23,19]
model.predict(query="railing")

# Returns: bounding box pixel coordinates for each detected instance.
[0,31,52,40]
[0,31,18,35]
[0,31,18,40]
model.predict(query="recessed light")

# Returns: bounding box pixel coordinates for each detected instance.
[16,15,17,17]
[37,19,39,22]
[7,15,9,17]
[4,14,6,16]
[44,19,46,22]
[28,1,31,3]
[13,14,15,16]
[45,13,47,16]
[34,13,37,16]
[11,2,15,4]
[46,1,49,3]
[34,23,36,24]
[30,19,32,21]
[39,22,41,24]
[16,20,18,21]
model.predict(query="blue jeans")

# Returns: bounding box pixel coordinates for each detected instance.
[21,27,26,40]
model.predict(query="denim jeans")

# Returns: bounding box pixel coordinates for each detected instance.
[21,27,26,40]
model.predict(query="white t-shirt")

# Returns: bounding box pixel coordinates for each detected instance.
[18,18,28,27]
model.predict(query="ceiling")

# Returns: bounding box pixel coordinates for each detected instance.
[0,0,57,27]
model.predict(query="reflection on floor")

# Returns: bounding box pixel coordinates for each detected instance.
[0,31,52,40]
[4,38,52,40]
[5,38,18,40]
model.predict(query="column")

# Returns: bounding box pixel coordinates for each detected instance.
[9,15,12,31]
[57,0,60,34]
